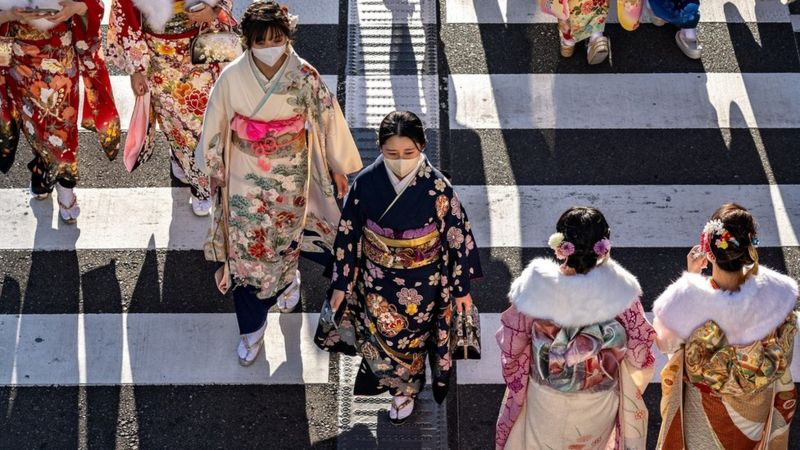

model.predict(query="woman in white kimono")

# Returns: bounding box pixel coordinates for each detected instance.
[495,207,656,450]
[196,2,362,366]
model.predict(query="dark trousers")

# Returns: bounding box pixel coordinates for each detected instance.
[232,283,289,334]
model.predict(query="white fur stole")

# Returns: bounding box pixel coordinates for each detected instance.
[653,266,798,345]
[509,258,642,328]
[131,0,219,33]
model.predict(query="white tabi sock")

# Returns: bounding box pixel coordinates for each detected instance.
[681,28,697,41]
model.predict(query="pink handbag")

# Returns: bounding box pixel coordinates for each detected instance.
[123,92,152,172]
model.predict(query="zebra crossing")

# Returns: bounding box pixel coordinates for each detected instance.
[1,0,800,448]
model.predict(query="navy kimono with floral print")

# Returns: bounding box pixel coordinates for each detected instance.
[315,157,482,403]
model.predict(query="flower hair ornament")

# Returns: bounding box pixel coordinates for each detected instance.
[548,233,612,260]
[280,4,299,32]
[700,219,742,252]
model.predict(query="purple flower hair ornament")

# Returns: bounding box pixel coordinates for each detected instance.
[593,238,612,256]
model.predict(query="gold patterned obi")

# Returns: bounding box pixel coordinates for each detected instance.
[362,220,441,270]
[684,314,797,396]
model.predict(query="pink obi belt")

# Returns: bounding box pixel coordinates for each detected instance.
[231,113,306,157]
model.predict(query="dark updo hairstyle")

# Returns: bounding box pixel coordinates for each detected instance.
[378,111,426,151]
[556,206,611,275]
[706,203,759,275]
[241,1,294,49]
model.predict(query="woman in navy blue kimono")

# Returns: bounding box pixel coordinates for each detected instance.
[647,0,702,59]
[315,111,482,424]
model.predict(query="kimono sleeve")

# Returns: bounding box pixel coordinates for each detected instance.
[495,305,535,450]
[195,73,232,181]
[615,298,656,369]
[330,179,363,292]
[106,0,151,74]
[312,74,362,175]
[443,186,482,298]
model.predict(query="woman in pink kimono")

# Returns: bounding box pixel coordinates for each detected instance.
[496,206,656,450]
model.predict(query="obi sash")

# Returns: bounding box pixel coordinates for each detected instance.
[361,219,441,270]
[230,113,306,158]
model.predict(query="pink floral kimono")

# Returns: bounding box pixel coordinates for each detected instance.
[496,258,655,450]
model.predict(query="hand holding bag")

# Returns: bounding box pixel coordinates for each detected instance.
[451,304,481,360]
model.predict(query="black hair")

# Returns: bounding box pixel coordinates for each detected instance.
[378,111,426,151]
[707,203,759,274]
[241,1,294,49]
[555,206,611,275]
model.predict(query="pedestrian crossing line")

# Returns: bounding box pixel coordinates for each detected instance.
[449,73,800,130]
[444,0,793,24]
[457,313,800,384]
[2,184,799,250]
[0,313,328,386]
[81,75,338,132]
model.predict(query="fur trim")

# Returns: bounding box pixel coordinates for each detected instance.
[132,0,219,33]
[0,0,61,30]
[509,258,642,328]
[653,267,798,345]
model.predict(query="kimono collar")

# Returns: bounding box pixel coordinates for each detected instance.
[377,154,423,194]
[654,266,798,345]
[132,0,219,33]
[509,258,641,328]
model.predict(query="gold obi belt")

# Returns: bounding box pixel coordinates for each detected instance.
[362,221,441,270]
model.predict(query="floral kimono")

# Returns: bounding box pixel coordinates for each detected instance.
[648,0,700,28]
[541,0,642,41]
[653,267,799,450]
[315,156,483,403]
[0,0,120,192]
[107,0,235,200]
[196,49,362,299]
[496,258,656,450]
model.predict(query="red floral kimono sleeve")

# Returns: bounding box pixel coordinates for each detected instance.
[74,0,122,159]
[106,0,151,75]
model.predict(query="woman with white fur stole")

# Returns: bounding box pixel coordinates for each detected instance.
[653,203,798,450]
[0,0,121,224]
[495,206,656,450]
[106,0,235,216]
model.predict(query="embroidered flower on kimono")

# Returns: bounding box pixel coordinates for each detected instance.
[398,288,423,306]
[40,59,62,74]
[434,179,446,192]
[75,40,89,51]
[336,248,345,261]
[48,135,64,147]
[60,33,71,47]
[436,194,450,219]
[248,242,268,258]
[405,304,419,315]
[339,219,353,235]
[447,227,465,249]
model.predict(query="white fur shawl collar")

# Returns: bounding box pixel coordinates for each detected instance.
[132,0,219,33]
[509,258,642,328]
[653,267,798,345]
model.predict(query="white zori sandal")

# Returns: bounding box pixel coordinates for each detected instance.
[389,394,415,425]
[55,184,79,224]
[237,322,267,367]
[277,270,301,313]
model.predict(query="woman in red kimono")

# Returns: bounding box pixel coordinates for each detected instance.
[106,0,235,216]
[0,0,121,224]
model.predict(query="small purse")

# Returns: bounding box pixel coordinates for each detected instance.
[190,23,243,65]
[451,304,481,360]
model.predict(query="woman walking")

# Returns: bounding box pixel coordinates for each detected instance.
[107,0,236,216]
[0,0,120,223]
[495,207,655,450]
[654,203,798,449]
[316,110,483,424]
[196,2,362,366]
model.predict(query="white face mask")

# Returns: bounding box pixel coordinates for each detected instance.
[384,155,420,179]
[252,45,286,66]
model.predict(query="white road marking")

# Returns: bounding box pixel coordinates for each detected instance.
[0,313,329,386]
